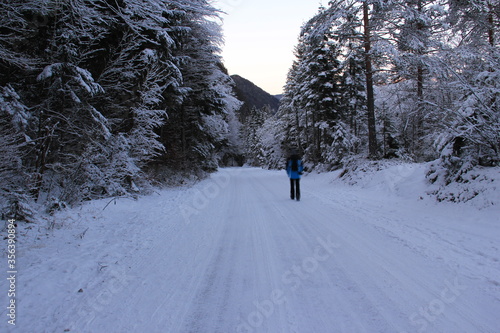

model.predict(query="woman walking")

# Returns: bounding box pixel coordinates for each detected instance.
[286,152,303,201]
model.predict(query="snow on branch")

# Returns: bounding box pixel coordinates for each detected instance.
[37,63,104,96]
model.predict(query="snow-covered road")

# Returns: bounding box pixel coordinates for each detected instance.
[2,167,499,332]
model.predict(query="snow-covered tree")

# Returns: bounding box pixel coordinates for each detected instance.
[243,105,270,166]
[0,85,36,220]
[218,75,245,166]
[158,0,240,172]
[0,0,241,216]
[379,0,448,159]
[275,3,369,168]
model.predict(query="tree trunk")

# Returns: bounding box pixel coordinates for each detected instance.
[363,2,378,158]
[415,0,425,151]
[488,1,495,47]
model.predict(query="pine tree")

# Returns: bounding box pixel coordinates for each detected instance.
[158,0,237,172]
[276,3,372,167]
[244,106,269,165]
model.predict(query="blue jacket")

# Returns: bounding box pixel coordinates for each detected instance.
[286,158,303,179]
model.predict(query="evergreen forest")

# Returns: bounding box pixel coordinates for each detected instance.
[1,0,499,220]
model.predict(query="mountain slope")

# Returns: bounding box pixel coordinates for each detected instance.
[231,74,280,121]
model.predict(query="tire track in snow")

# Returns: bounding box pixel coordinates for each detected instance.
[301,176,497,333]
[29,168,498,333]
[180,168,292,332]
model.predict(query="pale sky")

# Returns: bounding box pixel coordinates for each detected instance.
[212,0,325,95]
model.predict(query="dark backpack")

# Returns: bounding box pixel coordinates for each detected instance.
[291,158,299,172]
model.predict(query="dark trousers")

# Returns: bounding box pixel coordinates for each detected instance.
[290,179,300,200]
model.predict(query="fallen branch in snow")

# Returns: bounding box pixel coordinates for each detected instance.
[79,227,89,239]
[98,262,108,272]
[102,198,118,211]
[102,195,138,211]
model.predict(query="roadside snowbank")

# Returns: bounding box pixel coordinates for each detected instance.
[334,159,499,209]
